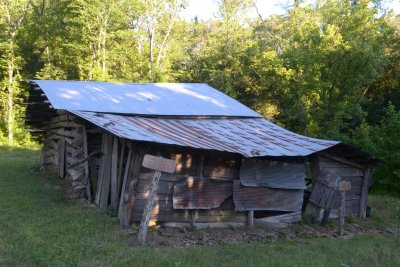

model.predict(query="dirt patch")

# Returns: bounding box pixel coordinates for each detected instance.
[127,220,399,247]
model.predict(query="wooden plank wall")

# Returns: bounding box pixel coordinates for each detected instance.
[42,112,88,192]
[317,155,366,215]
[130,146,246,224]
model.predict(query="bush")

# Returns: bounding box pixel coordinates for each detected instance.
[352,104,400,195]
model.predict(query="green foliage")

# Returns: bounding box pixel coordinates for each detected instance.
[352,104,400,194]
[0,0,400,193]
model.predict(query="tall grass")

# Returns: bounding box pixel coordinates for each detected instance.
[0,147,398,266]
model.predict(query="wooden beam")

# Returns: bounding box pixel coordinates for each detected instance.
[247,211,254,228]
[82,126,91,202]
[359,167,371,218]
[120,146,145,227]
[117,139,126,200]
[320,152,365,169]
[118,143,133,220]
[57,138,65,179]
[138,170,162,246]
[110,137,119,208]
[99,134,113,209]
[191,153,204,227]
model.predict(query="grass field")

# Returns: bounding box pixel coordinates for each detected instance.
[0,147,399,267]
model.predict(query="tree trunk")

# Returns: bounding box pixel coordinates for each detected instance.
[148,28,154,81]
[7,38,14,144]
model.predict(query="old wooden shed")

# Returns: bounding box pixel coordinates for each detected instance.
[25,80,376,227]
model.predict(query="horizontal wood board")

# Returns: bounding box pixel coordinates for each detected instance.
[240,159,306,189]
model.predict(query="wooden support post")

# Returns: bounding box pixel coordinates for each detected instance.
[82,126,91,202]
[190,153,204,227]
[137,154,176,245]
[116,139,126,198]
[110,137,119,208]
[118,143,132,220]
[95,134,106,205]
[98,134,113,209]
[338,181,351,235]
[359,167,371,218]
[138,170,161,246]
[247,210,254,228]
[120,145,144,227]
[339,190,346,235]
[57,137,65,179]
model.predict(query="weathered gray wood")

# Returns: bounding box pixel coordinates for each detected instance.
[117,139,126,199]
[202,156,240,179]
[256,211,302,224]
[57,138,65,179]
[254,212,301,228]
[66,167,84,181]
[138,172,195,182]
[320,153,365,170]
[99,134,113,209]
[173,178,233,209]
[131,208,246,223]
[308,170,341,209]
[338,190,346,235]
[311,153,320,184]
[247,210,254,228]
[136,180,175,195]
[162,222,245,229]
[110,137,119,208]
[138,170,161,245]
[66,151,100,169]
[118,143,132,219]
[359,167,371,218]
[240,159,306,189]
[320,167,363,176]
[120,146,145,227]
[142,154,176,173]
[233,180,303,212]
[95,134,106,205]
[83,125,91,201]
[45,121,81,129]
[191,153,204,226]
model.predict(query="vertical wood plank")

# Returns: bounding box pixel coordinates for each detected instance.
[138,170,161,246]
[247,210,254,228]
[338,190,346,235]
[191,153,204,227]
[111,137,119,208]
[99,134,113,209]
[311,153,320,185]
[120,145,145,227]
[57,137,65,179]
[95,133,107,205]
[359,167,371,218]
[117,139,126,198]
[82,126,91,202]
[118,143,132,219]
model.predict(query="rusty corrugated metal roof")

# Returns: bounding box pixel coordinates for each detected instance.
[70,111,339,157]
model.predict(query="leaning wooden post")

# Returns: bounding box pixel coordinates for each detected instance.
[247,210,254,228]
[137,154,176,246]
[338,181,351,236]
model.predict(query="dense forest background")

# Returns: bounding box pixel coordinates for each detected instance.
[0,0,399,193]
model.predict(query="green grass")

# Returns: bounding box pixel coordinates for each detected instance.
[0,147,399,267]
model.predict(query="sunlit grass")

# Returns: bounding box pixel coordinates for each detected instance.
[0,147,399,266]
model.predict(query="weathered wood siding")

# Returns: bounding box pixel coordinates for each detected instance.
[42,113,88,192]
[317,155,365,215]
[130,145,245,224]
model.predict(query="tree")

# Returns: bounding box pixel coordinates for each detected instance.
[0,0,31,144]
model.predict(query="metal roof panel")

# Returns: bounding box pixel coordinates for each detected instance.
[30,80,261,117]
[70,111,339,157]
